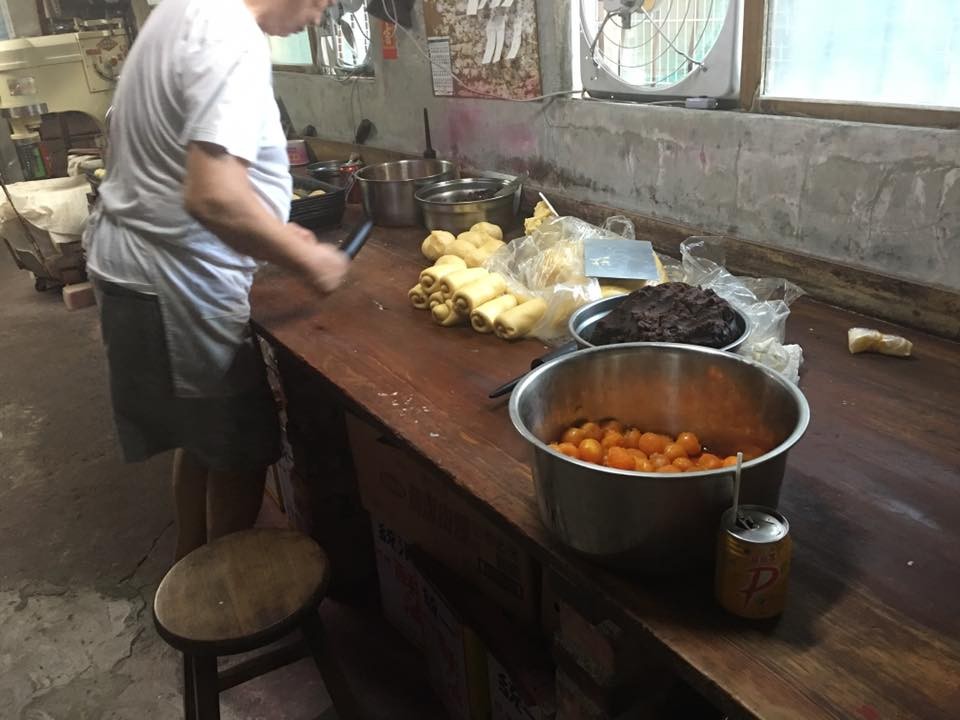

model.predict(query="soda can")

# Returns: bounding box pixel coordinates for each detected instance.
[714,505,791,618]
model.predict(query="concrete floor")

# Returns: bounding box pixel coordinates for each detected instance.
[0,259,444,720]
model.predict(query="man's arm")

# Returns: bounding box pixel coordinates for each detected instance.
[183,141,348,293]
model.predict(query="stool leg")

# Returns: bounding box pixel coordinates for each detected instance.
[183,654,197,720]
[192,655,220,720]
[301,612,363,720]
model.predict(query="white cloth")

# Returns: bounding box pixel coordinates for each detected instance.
[84,0,291,397]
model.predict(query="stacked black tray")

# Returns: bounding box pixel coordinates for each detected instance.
[290,176,346,231]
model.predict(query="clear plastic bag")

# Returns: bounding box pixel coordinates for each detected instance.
[680,236,805,382]
[484,216,604,344]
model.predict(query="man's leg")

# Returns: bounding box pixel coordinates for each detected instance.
[206,466,267,541]
[172,449,209,561]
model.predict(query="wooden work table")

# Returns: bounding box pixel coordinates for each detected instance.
[251,211,960,720]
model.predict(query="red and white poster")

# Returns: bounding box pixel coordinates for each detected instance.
[381,21,399,60]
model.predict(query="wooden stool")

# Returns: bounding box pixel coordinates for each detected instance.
[153,528,362,720]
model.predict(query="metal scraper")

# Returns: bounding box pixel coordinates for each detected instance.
[582,236,660,281]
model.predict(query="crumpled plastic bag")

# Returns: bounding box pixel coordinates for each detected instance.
[485,216,604,344]
[680,236,805,382]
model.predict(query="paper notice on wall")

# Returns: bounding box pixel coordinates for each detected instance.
[489,0,503,7]
[481,18,497,64]
[428,37,455,96]
[492,14,507,63]
[506,14,523,59]
[466,0,479,15]
[501,0,516,9]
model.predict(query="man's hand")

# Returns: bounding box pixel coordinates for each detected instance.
[289,224,349,294]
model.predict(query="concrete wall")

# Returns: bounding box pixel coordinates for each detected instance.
[275,2,960,291]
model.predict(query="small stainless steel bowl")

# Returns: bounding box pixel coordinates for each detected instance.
[415,176,522,235]
[509,343,809,570]
[568,293,751,352]
[355,159,458,227]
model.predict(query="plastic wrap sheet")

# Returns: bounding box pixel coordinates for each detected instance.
[484,216,603,344]
[680,236,805,382]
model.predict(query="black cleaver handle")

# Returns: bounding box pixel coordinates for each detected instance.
[341,218,375,260]
[488,340,579,399]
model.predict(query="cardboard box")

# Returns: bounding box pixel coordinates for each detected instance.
[420,569,490,720]
[347,412,539,624]
[372,517,492,720]
[372,517,425,648]
[489,652,556,720]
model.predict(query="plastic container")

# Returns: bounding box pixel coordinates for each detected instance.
[286,139,309,166]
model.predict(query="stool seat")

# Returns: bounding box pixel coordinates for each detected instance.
[154,528,330,656]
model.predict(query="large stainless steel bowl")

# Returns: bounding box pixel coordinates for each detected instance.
[568,294,752,352]
[509,343,809,570]
[415,176,522,234]
[356,159,457,227]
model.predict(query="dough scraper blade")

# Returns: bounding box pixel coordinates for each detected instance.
[582,236,660,281]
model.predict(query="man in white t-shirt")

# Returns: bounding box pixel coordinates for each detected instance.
[84,0,340,559]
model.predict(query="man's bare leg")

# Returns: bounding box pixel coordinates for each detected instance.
[206,466,267,542]
[172,449,209,561]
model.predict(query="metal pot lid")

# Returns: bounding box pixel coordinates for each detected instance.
[416,177,511,205]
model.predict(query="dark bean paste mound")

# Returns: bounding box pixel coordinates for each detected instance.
[591,283,740,348]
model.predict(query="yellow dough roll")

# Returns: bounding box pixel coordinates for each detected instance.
[470,294,518,333]
[445,237,478,260]
[470,222,503,241]
[600,284,631,298]
[432,299,468,327]
[428,291,445,309]
[462,245,495,269]
[457,230,490,248]
[421,230,456,261]
[435,254,466,267]
[439,267,488,297]
[409,283,430,310]
[420,258,467,293]
[480,237,506,254]
[494,298,548,340]
[453,273,507,315]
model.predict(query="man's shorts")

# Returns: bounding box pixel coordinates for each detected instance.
[95,280,281,471]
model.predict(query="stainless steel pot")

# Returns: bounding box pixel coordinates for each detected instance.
[355,159,457,227]
[415,176,522,235]
[509,343,809,570]
[568,294,752,352]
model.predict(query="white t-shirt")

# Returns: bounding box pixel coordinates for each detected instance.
[84,0,292,397]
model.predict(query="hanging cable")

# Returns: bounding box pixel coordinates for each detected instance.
[638,5,705,71]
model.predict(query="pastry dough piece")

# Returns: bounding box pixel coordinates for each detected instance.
[428,291,445,309]
[462,245,495,269]
[848,327,913,357]
[480,238,505,254]
[409,283,430,310]
[470,222,503,241]
[439,267,488,297]
[421,230,456,261]
[420,259,467,293]
[435,254,466,267]
[453,273,507,315]
[457,230,490,248]
[494,298,548,340]
[446,237,478,260]
[600,285,631,298]
[432,299,468,327]
[471,294,518,333]
[524,201,555,234]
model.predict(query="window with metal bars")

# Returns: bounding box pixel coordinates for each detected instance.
[270,9,372,77]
